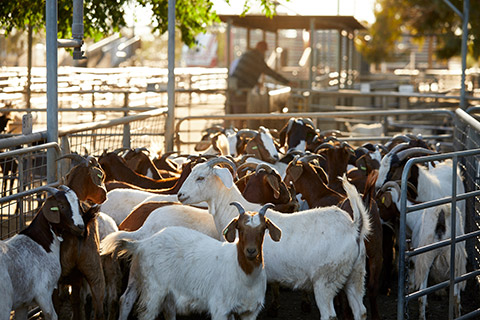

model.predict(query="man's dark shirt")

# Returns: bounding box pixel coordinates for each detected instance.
[230,49,289,89]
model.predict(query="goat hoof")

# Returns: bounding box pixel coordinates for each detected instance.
[301,300,312,313]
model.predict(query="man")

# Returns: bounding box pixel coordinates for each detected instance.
[228,41,291,127]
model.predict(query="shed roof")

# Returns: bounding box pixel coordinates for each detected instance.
[218,14,366,32]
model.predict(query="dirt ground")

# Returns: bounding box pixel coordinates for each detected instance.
[176,269,479,320]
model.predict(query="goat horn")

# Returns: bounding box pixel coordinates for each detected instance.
[41,186,60,196]
[85,155,99,167]
[301,118,316,129]
[319,129,342,137]
[255,163,274,174]
[236,162,257,174]
[56,153,86,163]
[259,203,274,216]
[386,142,410,156]
[377,181,401,195]
[237,129,258,138]
[230,201,245,215]
[299,154,325,163]
[134,147,150,154]
[396,147,438,162]
[112,147,130,155]
[206,157,237,176]
[285,118,295,134]
[314,142,335,153]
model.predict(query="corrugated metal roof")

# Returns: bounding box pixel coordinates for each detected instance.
[218,14,366,32]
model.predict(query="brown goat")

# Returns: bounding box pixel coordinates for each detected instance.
[98,151,178,189]
[54,155,108,320]
[236,163,298,213]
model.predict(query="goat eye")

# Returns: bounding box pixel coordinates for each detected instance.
[196,177,205,181]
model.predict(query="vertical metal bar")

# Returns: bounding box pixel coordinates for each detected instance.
[449,156,458,319]
[122,92,131,149]
[345,31,350,89]
[309,19,315,89]
[26,25,32,110]
[46,0,58,184]
[225,20,232,125]
[460,0,469,109]
[275,31,279,71]
[337,30,342,90]
[18,155,24,228]
[165,0,176,152]
[397,161,411,320]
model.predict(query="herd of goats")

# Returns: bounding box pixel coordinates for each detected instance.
[0,117,468,320]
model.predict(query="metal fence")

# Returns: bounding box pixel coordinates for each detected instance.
[1,104,480,320]
[0,108,167,240]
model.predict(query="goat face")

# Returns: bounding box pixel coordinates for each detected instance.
[177,161,234,205]
[245,128,279,164]
[279,118,316,153]
[48,186,85,236]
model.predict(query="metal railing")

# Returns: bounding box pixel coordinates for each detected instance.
[174,109,455,153]
[396,149,480,320]
[0,107,167,239]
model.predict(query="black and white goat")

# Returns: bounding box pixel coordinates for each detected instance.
[0,186,86,320]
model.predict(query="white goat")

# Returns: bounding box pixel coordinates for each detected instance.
[0,186,85,320]
[176,157,371,320]
[375,143,466,222]
[100,188,178,225]
[377,182,467,320]
[104,202,281,320]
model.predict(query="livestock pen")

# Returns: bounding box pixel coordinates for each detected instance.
[1,81,480,319]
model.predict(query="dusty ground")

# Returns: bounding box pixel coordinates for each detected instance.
[175,270,479,320]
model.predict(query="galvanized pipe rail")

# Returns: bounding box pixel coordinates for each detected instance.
[174,108,455,151]
[397,149,480,320]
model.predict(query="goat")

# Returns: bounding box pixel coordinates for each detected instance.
[176,157,371,320]
[103,202,280,320]
[236,163,298,213]
[98,151,178,189]
[100,188,178,225]
[376,181,467,319]
[122,147,176,179]
[54,154,108,320]
[100,203,219,320]
[242,126,280,164]
[278,117,317,153]
[375,143,466,221]
[284,154,384,320]
[0,186,85,320]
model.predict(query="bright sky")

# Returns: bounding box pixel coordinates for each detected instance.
[212,0,376,25]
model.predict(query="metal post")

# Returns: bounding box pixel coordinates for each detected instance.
[442,0,469,109]
[46,0,58,184]
[309,19,315,89]
[122,92,131,149]
[460,0,469,109]
[337,30,343,90]
[165,0,176,152]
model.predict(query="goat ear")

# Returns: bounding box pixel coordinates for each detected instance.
[356,156,368,173]
[43,198,61,224]
[265,175,280,199]
[288,164,303,182]
[266,219,282,242]
[381,193,392,208]
[214,167,234,189]
[223,218,238,242]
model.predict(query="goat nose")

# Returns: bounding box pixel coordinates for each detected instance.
[247,248,257,256]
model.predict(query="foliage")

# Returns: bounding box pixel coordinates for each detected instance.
[0,0,281,47]
[357,0,480,64]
